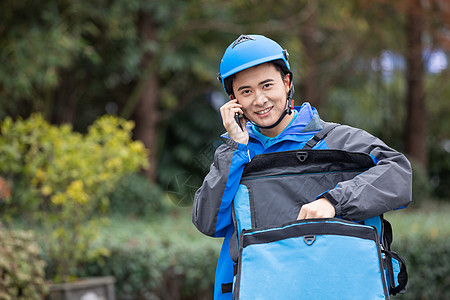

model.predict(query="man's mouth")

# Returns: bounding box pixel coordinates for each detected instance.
[255,107,273,115]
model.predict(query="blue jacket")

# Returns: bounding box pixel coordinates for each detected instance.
[192,103,412,299]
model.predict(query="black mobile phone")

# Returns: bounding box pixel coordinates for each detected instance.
[235,113,244,131]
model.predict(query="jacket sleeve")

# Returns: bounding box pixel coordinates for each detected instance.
[192,138,251,237]
[322,124,412,222]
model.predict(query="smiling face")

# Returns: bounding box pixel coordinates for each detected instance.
[232,63,293,137]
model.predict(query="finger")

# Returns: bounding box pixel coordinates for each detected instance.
[297,207,307,220]
[220,104,235,118]
[222,98,239,107]
[220,100,236,113]
[221,103,242,116]
[223,107,244,124]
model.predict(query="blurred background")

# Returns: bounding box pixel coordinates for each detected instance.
[0,0,449,299]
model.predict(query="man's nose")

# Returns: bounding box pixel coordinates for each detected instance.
[253,90,267,106]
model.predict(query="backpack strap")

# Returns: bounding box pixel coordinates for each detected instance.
[301,122,340,150]
[382,217,394,251]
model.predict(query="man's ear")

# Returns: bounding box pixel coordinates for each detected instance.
[284,73,292,91]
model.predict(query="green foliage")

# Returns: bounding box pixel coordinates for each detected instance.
[158,96,225,207]
[74,212,220,300]
[0,114,148,282]
[409,158,433,207]
[392,237,450,300]
[428,145,450,199]
[386,204,450,300]
[326,71,406,149]
[0,225,47,300]
[0,0,226,125]
[0,0,145,125]
[77,239,217,300]
[108,172,169,217]
[427,73,450,200]
[1,0,449,202]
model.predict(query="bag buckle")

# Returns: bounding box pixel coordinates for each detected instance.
[304,235,316,246]
[296,151,308,162]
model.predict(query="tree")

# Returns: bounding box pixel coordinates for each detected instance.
[298,1,322,107]
[132,11,160,181]
[405,0,427,169]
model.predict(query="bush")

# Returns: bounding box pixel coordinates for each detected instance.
[0,224,47,299]
[386,204,450,299]
[409,158,433,207]
[0,114,148,282]
[75,213,220,300]
[428,143,450,200]
[108,173,169,218]
[77,243,217,300]
[392,236,450,300]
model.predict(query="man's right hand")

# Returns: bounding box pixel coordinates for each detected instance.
[220,99,249,145]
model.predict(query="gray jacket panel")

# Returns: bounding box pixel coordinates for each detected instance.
[322,123,412,221]
[192,138,247,237]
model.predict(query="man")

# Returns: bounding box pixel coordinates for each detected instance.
[192,34,412,299]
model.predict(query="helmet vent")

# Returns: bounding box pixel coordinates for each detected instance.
[232,35,256,48]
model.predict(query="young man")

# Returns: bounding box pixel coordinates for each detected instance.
[192,34,412,300]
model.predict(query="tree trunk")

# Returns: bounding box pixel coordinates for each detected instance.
[53,69,78,125]
[405,0,427,169]
[299,3,323,108]
[133,12,159,182]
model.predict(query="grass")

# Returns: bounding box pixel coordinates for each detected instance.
[99,200,450,250]
[385,201,450,240]
[99,206,222,250]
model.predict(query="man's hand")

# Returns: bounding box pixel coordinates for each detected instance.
[220,99,249,145]
[297,198,336,220]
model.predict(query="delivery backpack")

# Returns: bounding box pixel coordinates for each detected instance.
[231,124,407,300]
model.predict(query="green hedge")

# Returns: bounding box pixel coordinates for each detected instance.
[76,240,218,300]
[392,237,450,300]
[108,173,169,218]
[385,205,450,300]
[73,211,220,300]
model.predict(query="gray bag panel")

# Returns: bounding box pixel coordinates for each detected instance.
[239,149,375,229]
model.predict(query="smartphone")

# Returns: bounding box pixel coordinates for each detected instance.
[230,95,244,131]
[235,113,244,131]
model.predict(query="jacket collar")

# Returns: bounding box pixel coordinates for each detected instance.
[221,102,322,144]
[248,102,322,140]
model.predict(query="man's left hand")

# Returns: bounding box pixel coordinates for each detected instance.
[297,198,336,220]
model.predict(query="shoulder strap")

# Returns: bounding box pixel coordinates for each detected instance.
[301,122,340,150]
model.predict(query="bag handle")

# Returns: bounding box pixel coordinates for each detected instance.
[382,249,408,295]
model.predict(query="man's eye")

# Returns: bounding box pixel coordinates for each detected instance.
[263,83,272,88]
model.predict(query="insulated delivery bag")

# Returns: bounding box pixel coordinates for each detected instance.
[231,142,407,299]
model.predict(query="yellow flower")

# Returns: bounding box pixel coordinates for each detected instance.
[36,168,45,181]
[430,228,439,239]
[41,185,52,197]
[51,194,66,205]
[67,180,89,204]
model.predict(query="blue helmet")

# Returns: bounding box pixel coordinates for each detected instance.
[218,34,291,95]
